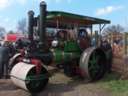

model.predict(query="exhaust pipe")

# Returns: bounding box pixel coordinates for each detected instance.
[28,10,34,41]
[39,1,47,46]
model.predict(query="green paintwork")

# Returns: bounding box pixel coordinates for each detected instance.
[53,49,63,63]
[64,41,81,52]
[53,49,80,64]
[89,53,100,74]
[52,41,81,64]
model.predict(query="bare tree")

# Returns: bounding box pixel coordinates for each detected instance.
[17,18,27,34]
[0,27,6,37]
[8,30,14,34]
[103,24,124,35]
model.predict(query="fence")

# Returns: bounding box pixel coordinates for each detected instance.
[109,33,128,78]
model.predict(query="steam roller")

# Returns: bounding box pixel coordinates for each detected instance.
[10,47,107,92]
[9,1,110,93]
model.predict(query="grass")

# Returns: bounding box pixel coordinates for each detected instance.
[98,72,128,96]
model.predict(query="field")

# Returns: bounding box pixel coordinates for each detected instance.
[0,71,128,96]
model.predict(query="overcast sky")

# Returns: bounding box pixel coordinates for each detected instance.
[0,0,127,31]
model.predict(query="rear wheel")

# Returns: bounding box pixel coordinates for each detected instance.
[88,49,106,80]
[79,47,107,81]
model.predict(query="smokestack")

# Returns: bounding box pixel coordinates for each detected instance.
[39,1,47,45]
[28,10,34,41]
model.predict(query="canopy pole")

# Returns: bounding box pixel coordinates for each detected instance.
[56,19,59,29]
[99,24,106,44]
[90,25,93,37]
[99,24,102,45]
[90,25,93,46]
[99,24,106,34]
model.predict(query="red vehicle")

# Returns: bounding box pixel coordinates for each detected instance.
[4,34,25,42]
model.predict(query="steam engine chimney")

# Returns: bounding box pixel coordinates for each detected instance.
[39,1,47,46]
[28,10,34,41]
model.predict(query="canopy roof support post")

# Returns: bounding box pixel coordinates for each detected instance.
[99,24,106,36]
[56,19,59,29]
[99,24,106,44]
[99,24,102,45]
[74,23,79,38]
[90,25,93,37]
[124,33,128,55]
[90,25,93,46]
[95,30,99,47]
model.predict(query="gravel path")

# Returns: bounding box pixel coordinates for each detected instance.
[0,72,111,96]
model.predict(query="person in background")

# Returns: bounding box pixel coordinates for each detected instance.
[15,39,24,49]
[100,38,112,73]
[0,43,10,78]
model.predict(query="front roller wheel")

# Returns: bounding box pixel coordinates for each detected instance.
[10,62,49,93]
[26,66,49,93]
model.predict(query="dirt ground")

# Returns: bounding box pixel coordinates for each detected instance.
[0,72,111,96]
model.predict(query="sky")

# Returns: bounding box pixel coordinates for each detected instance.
[0,0,128,31]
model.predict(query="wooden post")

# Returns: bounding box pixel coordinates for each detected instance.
[111,33,113,48]
[124,33,127,55]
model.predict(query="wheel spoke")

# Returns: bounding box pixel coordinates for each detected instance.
[88,51,101,78]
